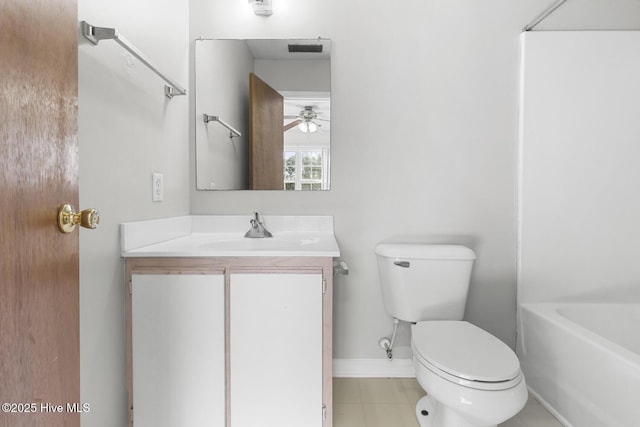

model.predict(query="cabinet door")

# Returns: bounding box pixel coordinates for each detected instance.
[230,273,323,427]
[131,274,225,427]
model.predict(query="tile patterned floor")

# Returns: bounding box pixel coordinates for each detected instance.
[333,378,564,427]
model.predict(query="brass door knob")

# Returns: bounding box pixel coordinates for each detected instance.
[58,204,100,234]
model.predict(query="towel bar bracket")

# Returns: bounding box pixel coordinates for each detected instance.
[81,21,115,45]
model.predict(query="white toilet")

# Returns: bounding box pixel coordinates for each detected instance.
[375,243,527,427]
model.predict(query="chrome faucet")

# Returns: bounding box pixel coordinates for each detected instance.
[244,212,273,238]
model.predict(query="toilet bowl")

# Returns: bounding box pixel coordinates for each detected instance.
[411,321,527,427]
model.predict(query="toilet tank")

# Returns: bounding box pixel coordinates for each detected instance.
[375,243,476,322]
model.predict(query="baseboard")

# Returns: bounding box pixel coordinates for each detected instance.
[332,358,415,378]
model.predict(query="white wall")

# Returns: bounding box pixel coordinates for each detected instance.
[189,0,528,364]
[189,0,640,367]
[518,31,640,304]
[78,1,190,426]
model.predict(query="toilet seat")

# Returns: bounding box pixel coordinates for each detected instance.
[411,321,522,391]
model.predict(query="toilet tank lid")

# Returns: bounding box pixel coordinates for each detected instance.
[375,243,476,260]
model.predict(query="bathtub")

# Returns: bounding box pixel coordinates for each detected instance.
[518,303,640,427]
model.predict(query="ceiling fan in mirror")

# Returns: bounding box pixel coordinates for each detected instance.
[284,106,330,134]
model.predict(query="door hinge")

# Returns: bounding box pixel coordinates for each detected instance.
[129,281,132,295]
[129,406,134,423]
[322,279,326,294]
[322,404,327,420]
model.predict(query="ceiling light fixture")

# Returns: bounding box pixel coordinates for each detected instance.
[248,0,273,16]
[297,120,318,134]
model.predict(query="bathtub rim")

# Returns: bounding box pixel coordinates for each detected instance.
[518,302,640,426]
[519,302,640,369]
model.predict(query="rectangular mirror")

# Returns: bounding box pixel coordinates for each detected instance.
[195,38,331,191]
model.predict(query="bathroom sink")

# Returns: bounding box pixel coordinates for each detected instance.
[125,233,336,257]
[197,234,321,251]
[120,216,340,258]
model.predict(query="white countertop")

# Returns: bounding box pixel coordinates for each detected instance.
[121,215,340,258]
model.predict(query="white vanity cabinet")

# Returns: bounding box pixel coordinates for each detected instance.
[230,272,323,427]
[125,257,334,427]
[130,271,226,427]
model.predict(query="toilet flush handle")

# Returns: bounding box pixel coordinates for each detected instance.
[394,260,410,268]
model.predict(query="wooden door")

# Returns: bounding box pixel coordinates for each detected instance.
[0,1,80,426]
[249,73,284,190]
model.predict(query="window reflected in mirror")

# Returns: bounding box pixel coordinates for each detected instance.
[284,148,329,191]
